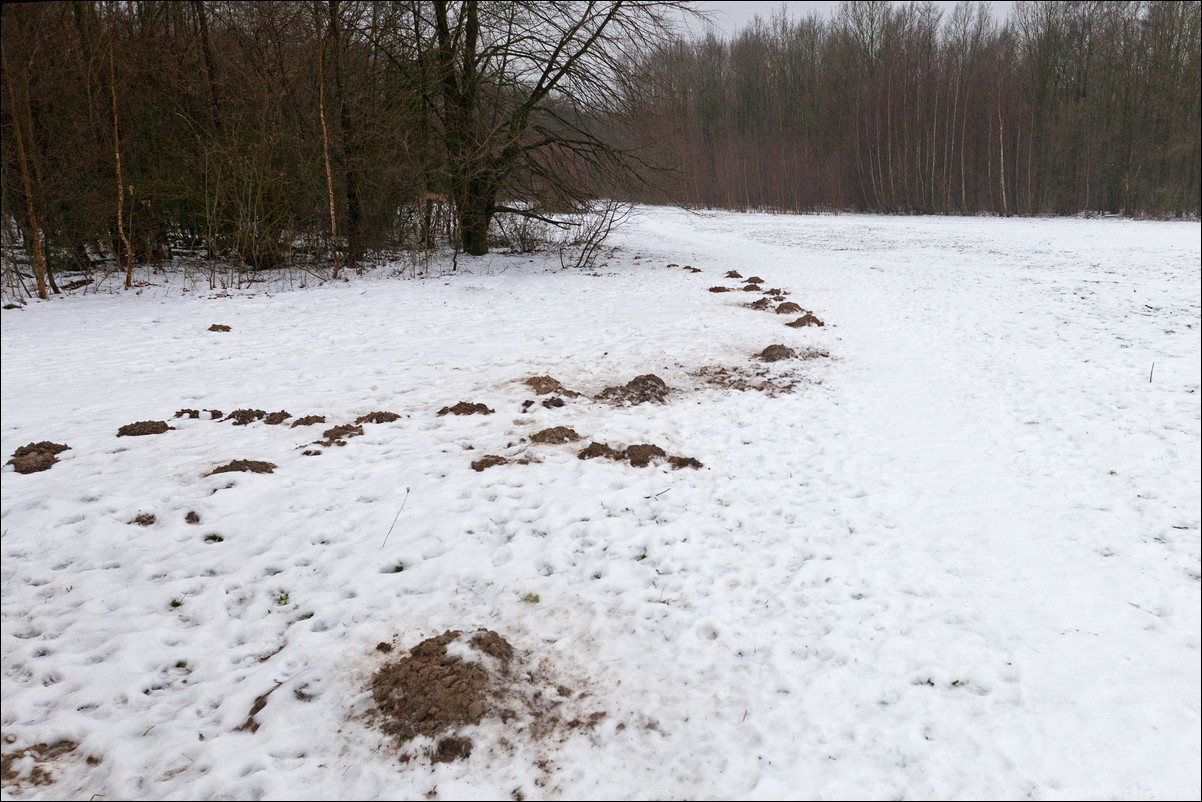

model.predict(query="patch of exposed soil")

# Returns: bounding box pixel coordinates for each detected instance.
[692,365,799,397]
[185,511,201,524]
[747,298,772,310]
[786,312,825,327]
[1,740,82,791]
[117,420,172,437]
[739,284,760,292]
[775,302,803,315]
[206,409,223,419]
[130,513,156,526]
[530,427,582,445]
[370,629,513,748]
[578,441,624,461]
[684,266,701,273]
[471,455,509,471]
[225,409,266,426]
[175,408,200,419]
[625,443,667,467]
[525,376,565,395]
[208,459,276,476]
[708,286,732,293]
[318,423,364,446]
[725,270,742,278]
[264,411,291,425]
[8,442,70,474]
[541,397,565,409]
[762,288,787,296]
[596,374,671,406]
[208,324,231,332]
[757,344,797,362]
[432,736,473,764]
[745,276,764,284]
[438,402,495,416]
[669,455,704,470]
[356,411,401,424]
[291,415,326,428]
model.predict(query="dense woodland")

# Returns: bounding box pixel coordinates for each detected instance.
[1,1,1199,300]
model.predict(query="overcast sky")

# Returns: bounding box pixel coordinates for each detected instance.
[688,1,1016,37]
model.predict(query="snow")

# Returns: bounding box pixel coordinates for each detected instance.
[2,207,1199,801]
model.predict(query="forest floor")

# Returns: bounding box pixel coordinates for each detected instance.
[1,208,1199,800]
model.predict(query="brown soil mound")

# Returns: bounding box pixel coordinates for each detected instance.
[185,511,201,524]
[130,513,156,526]
[8,442,70,474]
[356,411,401,424]
[225,409,266,426]
[525,376,563,395]
[685,266,701,273]
[597,374,670,406]
[541,397,565,409]
[291,415,326,428]
[530,426,582,444]
[208,324,231,332]
[748,298,772,310]
[117,420,172,437]
[693,365,798,396]
[370,629,514,749]
[175,409,200,419]
[669,456,704,470]
[725,270,742,278]
[775,302,803,315]
[438,402,495,416]
[208,459,276,475]
[757,344,797,362]
[786,313,825,328]
[207,409,223,420]
[578,441,623,461]
[762,288,787,296]
[471,455,509,471]
[708,286,732,293]
[740,284,760,292]
[264,411,291,425]
[319,423,363,446]
[745,276,764,284]
[625,443,667,467]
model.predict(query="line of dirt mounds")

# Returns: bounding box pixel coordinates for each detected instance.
[7,442,70,474]
[438,401,495,416]
[578,440,702,469]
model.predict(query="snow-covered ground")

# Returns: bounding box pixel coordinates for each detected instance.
[2,208,1199,801]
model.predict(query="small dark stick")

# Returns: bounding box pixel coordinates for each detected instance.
[381,487,411,547]
[1149,362,1155,383]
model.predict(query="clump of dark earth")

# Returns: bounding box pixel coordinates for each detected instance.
[625,443,667,467]
[318,423,364,446]
[376,642,394,654]
[117,420,172,437]
[207,409,223,419]
[432,737,473,764]
[291,415,326,428]
[130,513,155,526]
[578,441,624,461]
[175,409,200,419]
[438,402,494,416]
[530,427,582,445]
[685,266,701,273]
[302,449,322,456]
[7,442,70,474]
[541,397,565,409]
[208,324,231,332]
[708,286,732,293]
[725,270,742,278]
[596,374,671,406]
[370,629,514,750]
[471,455,509,471]
[787,312,825,328]
[758,344,797,362]
[748,298,772,310]
[669,455,704,470]
[762,288,787,296]
[521,399,535,412]
[775,302,803,315]
[740,284,760,292]
[523,376,581,397]
[356,411,401,424]
[208,459,276,476]
[225,409,266,426]
[264,411,291,425]
[185,511,201,524]
[745,276,764,284]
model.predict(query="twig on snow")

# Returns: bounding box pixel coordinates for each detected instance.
[381,487,411,548]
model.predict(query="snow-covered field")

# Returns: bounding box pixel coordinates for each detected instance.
[2,208,1199,801]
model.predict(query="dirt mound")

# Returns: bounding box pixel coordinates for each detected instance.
[597,374,671,406]
[525,376,562,395]
[625,443,667,467]
[370,629,514,755]
[786,312,825,327]
[745,276,764,284]
[725,270,742,278]
[542,397,565,409]
[757,344,797,362]
[175,408,200,419]
[206,409,223,419]
[471,455,509,471]
[684,266,701,273]
[693,365,798,396]
[185,511,201,524]
[438,402,495,416]
[747,297,772,310]
[356,411,401,424]
[669,455,704,470]
[7,442,70,475]
[530,427,582,444]
[264,411,291,425]
[291,415,326,427]
[208,459,276,475]
[225,409,266,426]
[707,286,732,293]
[318,423,363,446]
[762,287,787,296]
[130,513,156,526]
[117,420,172,437]
[208,324,231,332]
[740,284,761,292]
[578,441,623,461]
[775,302,803,315]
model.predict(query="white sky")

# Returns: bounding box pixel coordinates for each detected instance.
[689,1,1016,37]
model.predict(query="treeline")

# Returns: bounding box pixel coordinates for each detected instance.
[644,1,1201,216]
